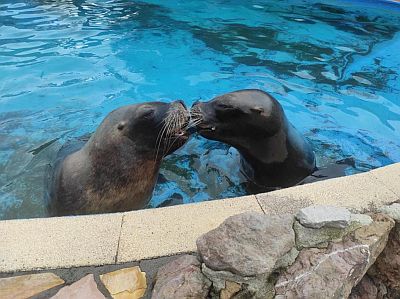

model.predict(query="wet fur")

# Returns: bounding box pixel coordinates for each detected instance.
[49,102,188,216]
[192,89,316,190]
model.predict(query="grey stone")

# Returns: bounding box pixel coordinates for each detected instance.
[196,212,295,276]
[274,247,299,269]
[151,255,211,299]
[275,214,394,299]
[294,221,346,249]
[294,215,369,249]
[293,214,373,249]
[350,214,373,226]
[379,203,400,222]
[295,205,351,229]
[202,265,274,299]
[51,274,105,299]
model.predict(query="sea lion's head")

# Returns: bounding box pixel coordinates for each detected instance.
[93,100,190,160]
[190,89,284,151]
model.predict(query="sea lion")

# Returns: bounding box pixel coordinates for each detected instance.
[49,101,190,216]
[191,89,316,191]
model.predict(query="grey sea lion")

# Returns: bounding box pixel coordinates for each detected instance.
[191,89,316,191]
[49,101,190,216]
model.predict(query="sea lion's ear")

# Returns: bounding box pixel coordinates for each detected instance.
[250,107,264,114]
[117,121,126,131]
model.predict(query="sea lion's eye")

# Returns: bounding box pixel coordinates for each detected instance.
[140,109,155,119]
[217,104,234,110]
[216,103,244,115]
[117,122,126,130]
[216,105,244,120]
[250,107,264,114]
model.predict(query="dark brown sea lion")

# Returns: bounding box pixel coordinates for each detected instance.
[49,101,190,216]
[191,89,316,191]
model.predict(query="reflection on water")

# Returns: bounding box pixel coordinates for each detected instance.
[1,0,400,219]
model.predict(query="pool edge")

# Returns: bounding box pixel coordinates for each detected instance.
[0,163,399,273]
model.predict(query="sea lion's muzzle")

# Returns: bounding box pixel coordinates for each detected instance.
[189,102,217,135]
[167,100,190,138]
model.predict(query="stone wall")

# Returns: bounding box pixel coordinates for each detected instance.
[151,204,400,299]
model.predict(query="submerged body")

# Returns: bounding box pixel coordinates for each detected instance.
[49,101,189,216]
[191,89,316,191]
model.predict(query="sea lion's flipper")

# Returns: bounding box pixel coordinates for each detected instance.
[302,157,356,184]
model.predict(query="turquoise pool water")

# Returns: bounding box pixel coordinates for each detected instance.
[1,0,400,219]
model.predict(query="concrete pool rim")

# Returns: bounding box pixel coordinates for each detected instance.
[0,162,399,273]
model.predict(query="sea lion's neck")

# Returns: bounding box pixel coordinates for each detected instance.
[238,128,289,165]
[77,139,161,213]
[84,135,161,182]
[237,123,316,188]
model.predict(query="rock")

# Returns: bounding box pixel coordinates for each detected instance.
[275,214,394,299]
[353,214,394,255]
[151,255,211,299]
[0,272,64,299]
[295,205,351,229]
[350,214,373,226]
[349,275,378,299]
[274,247,299,269]
[100,266,147,299]
[220,281,241,299]
[294,213,373,249]
[294,221,346,249]
[52,274,105,299]
[202,264,275,299]
[368,221,400,293]
[379,203,400,221]
[197,212,295,276]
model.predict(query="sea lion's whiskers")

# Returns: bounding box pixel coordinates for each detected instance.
[186,115,203,129]
[162,114,175,140]
[185,120,202,130]
[189,115,202,122]
[161,108,189,158]
[176,112,184,132]
[159,122,174,161]
[162,111,180,158]
[189,120,202,128]
[189,108,202,114]
[155,104,191,161]
[166,113,177,138]
[189,114,202,120]
[163,134,183,158]
[156,118,167,142]
[189,114,203,123]
[154,122,167,163]
[154,117,172,163]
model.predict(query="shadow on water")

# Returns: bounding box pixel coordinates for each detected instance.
[189,5,399,86]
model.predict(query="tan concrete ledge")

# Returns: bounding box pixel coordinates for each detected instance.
[117,195,262,263]
[0,163,399,273]
[0,196,261,273]
[0,213,123,272]
[258,166,400,215]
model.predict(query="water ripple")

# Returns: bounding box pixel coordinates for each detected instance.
[1,0,400,219]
